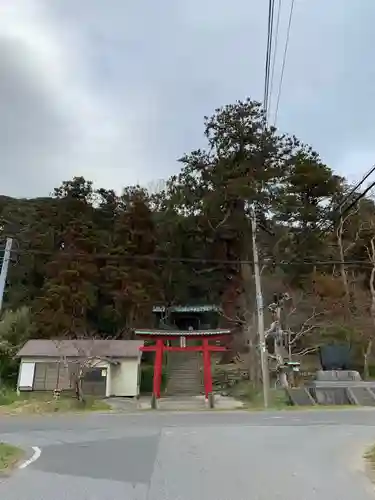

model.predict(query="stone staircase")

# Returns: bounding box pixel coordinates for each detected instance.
[347,387,375,406]
[166,352,203,396]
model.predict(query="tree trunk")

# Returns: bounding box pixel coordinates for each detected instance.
[278,371,289,389]
[338,239,351,310]
[364,340,373,380]
[274,340,289,388]
[239,260,260,388]
[287,336,295,387]
[288,333,292,362]
[77,377,86,404]
[337,218,356,321]
[74,378,80,400]
[73,374,86,404]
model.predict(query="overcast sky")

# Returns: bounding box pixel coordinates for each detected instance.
[1,0,375,198]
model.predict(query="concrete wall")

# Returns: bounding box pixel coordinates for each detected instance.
[110,359,139,397]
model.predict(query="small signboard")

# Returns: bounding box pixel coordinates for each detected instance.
[180,336,186,348]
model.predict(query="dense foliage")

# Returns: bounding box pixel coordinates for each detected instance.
[1,98,375,375]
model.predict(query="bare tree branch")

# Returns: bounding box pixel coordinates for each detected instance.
[293,345,321,357]
[288,310,326,345]
[54,335,112,402]
[207,209,231,231]
[336,206,362,256]
[220,309,246,325]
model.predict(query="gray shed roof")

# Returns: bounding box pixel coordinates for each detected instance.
[17,339,143,359]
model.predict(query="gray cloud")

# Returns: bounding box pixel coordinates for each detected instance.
[1,0,375,197]
[0,38,75,196]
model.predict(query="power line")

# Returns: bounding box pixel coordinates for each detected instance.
[314,166,375,236]
[263,0,276,123]
[338,178,375,221]
[2,167,374,270]
[268,0,282,122]
[337,164,375,214]
[289,164,375,257]
[274,0,295,126]
[2,246,374,267]
[318,177,375,240]
[317,165,375,238]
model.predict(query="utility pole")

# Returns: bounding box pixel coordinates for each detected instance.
[0,237,13,313]
[250,208,270,408]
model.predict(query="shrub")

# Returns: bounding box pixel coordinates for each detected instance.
[0,389,19,406]
[140,364,167,394]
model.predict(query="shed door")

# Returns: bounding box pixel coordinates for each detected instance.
[82,368,107,397]
[33,362,59,391]
[33,362,71,391]
[19,362,35,389]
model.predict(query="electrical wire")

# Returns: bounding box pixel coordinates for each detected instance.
[313,169,375,241]
[337,164,375,214]
[0,245,373,268]
[337,178,375,221]
[274,0,295,126]
[2,164,375,270]
[263,0,276,124]
[290,164,375,255]
[268,0,282,122]
[316,176,375,240]
[318,163,375,235]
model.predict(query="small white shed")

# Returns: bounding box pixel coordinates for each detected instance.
[16,339,143,398]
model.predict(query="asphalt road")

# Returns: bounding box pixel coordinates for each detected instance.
[1,409,375,499]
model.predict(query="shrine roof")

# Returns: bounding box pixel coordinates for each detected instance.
[152,305,221,313]
[134,328,231,337]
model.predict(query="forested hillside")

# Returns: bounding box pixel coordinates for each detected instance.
[1,99,375,379]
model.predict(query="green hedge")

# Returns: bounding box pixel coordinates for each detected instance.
[140,365,168,394]
[0,389,19,406]
[0,355,19,386]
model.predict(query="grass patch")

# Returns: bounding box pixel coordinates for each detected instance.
[0,389,19,406]
[248,389,290,410]
[0,443,24,473]
[0,390,111,415]
[364,445,375,469]
[364,444,375,485]
[228,381,290,409]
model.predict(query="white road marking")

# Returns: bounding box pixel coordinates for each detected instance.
[19,446,41,469]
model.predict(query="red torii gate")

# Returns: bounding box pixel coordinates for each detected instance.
[135,329,232,399]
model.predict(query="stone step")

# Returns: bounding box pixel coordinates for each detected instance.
[169,364,201,370]
[167,380,202,387]
[169,376,201,380]
[286,388,315,406]
[167,380,203,388]
[170,369,200,374]
[167,390,203,396]
[348,387,375,406]
[167,381,202,386]
[166,353,203,396]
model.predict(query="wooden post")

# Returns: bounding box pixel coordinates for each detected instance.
[202,338,213,399]
[153,339,164,398]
